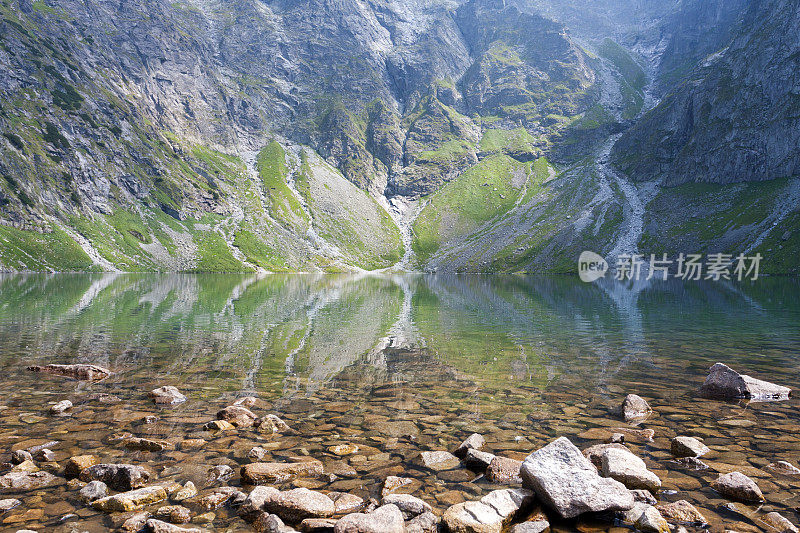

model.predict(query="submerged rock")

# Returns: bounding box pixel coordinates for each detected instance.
[620,394,652,423]
[656,500,708,526]
[419,450,460,471]
[699,363,791,400]
[767,461,800,476]
[92,485,168,512]
[49,399,73,414]
[520,437,634,518]
[124,437,173,452]
[172,481,198,502]
[333,503,404,533]
[381,476,420,497]
[242,460,324,484]
[155,505,192,524]
[149,386,187,405]
[671,436,710,458]
[217,405,258,428]
[762,512,799,533]
[0,470,58,490]
[146,518,208,532]
[712,471,765,502]
[27,363,111,381]
[79,463,152,491]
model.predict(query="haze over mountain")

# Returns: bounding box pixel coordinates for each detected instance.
[0,0,798,273]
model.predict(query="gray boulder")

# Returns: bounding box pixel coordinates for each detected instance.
[520,437,634,518]
[699,363,791,400]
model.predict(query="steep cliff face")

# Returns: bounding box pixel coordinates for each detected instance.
[611,0,800,186]
[0,0,798,272]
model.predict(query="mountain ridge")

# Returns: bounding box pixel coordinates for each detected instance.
[0,0,798,273]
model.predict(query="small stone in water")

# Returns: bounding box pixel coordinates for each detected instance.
[248,446,268,461]
[381,475,420,497]
[33,448,56,462]
[599,447,661,492]
[635,505,671,533]
[656,500,708,526]
[620,394,652,423]
[333,503,404,533]
[329,492,365,514]
[241,460,324,484]
[406,511,440,533]
[520,437,634,519]
[382,493,432,519]
[203,420,235,431]
[80,463,152,491]
[217,405,258,427]
[11,450,32,464]
[762,512,799,533]
[92,485,169,512]
[0,498,22,512]
[49,399,73,414]
[121,512,151,532]
[207,465,234,483]
[172,481,198,502]
[767,461,800,476]
[65,454,98,478]
[712,471,765,502]
[464,448,496,470]
[419,450,460,471]
[328,443,359,456]
[454,433,486,458]
[486,456,523,484]
[148,385,187,405]
[264,487,336,522]
[156,505,192,524]
[79,480,108,502]
[233,396,258,407]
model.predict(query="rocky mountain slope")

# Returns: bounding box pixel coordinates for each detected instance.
[0,0,797,273]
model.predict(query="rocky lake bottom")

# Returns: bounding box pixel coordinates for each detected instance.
[0,273,799,533]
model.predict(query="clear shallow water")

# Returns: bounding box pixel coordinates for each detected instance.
[1,273,800,532]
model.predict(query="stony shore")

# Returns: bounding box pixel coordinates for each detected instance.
[1,363,798,533]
